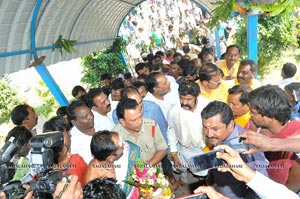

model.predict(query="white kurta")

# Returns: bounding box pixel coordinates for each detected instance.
[92,110,115,132]
[70,126,93,164]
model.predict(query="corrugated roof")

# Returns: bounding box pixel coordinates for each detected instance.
[0,0,215,76]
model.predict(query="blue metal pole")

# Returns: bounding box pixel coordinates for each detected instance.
[215,29,221,59]
[0,38,115,58]
[247,15,258,64]
[31,0,69,106]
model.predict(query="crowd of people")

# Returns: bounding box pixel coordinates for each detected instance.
[1,0,300,199]
[119,0,238,68]
[1,40,299,199]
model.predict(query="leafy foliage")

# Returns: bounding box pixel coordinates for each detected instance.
[35,80,58,119]
[0,78,23,124]
[81,37,127,87]
[233,15,299,77]
[209,0,235,28]
[53,35,78,55]
[247,0,300,16]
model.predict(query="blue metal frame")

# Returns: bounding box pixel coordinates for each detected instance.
[215,29,221,58]
[31,0,69,106]
[247,15,258,64]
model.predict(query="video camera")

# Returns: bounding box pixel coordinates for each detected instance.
[29,131,64,199]
[0,136,18,184]
[1,131,64,199]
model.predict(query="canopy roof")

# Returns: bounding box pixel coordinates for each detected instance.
[0,0,215,76]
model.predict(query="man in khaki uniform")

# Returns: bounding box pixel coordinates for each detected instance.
[113,98,167,166]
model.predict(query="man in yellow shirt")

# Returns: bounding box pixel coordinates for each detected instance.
[216,44,240,80]
[197,62,231,103]
[228,85,252,129]
[234,59,261,90]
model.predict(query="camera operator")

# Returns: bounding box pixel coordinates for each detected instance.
[4,126,32,181]
[0,175,83,199]
[43,117,87,187]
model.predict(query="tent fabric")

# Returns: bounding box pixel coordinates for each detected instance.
[0,0,215,76]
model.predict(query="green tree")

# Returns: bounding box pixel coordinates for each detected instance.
[81,37,127,87]
[35,80,59,119]
[233,15,299,77]
[0,78,23,124]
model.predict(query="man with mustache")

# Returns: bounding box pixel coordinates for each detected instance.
[167,81,211,185]
[197,62,231,103]
[113,98,167,167]
[216,44,240,80]
[234,59,261,90]
[11,104,38,136]
[86,88,115,131]
[201,101,268,199]
[67,100,95,164]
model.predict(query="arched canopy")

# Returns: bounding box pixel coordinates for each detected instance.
[0,0,216,76]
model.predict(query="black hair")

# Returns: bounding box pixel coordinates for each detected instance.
[182,65,196,77]
[228,85,252,105]
[116,98,138,120]
[43,116,71,133]
[137,74,147,81]
[83,178,126,199]
[124,72,133,79]
[56,106,67,118]
[67,100,88,121]
[282,62,297,78]
[199,62,220,82]
[239,59,258,73]
[173,52,182,58]
[198,50,215,63]
[182,46,190,54]
[201,101,234,126]
[100,73,112,81]
[71,85,86,98]
[155,51,164,57]
[135,63,148,75]
[225,44,240,54]
[249,85,292,125]
[86,88,104,108]
[178,59,192,72]
[132,81,147,90]
[111,78,125,90]
[145,72,162,94]
[90,130,118,161]
[284,82,300,94]
[179,80,200,96]
[11,104,31,125]
[101,86,111,96]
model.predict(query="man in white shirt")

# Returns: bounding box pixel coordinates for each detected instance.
[86,88,115,131]
[144,71,179,119]
[67,100,95,164]
[167,81,211,185]
[277,62,297,89]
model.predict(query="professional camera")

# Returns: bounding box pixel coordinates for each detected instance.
[0,136,18,185]
[2,131,64,199]
[0,136,25,199]
[29,131,64,199]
